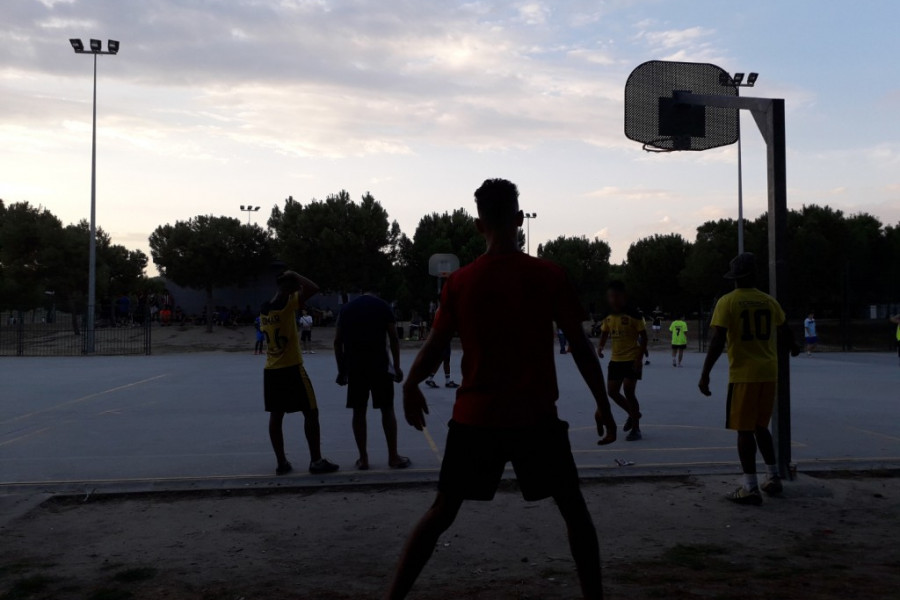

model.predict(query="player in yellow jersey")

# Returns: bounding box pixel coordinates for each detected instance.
[669,315,688,367]
[598,281,647,441]
[260,270,339,476]
[699,254,800,505]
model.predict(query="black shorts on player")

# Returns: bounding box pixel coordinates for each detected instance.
[346,371,395,410]
[607,359,642,382]
[300,330,312,343]
[264,365,317,413]
[438,419,579,501]
[672,344,687,350]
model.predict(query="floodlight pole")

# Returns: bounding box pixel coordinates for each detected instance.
[524,212,537,255]
[674,91,791,479]
[71,39,118,354]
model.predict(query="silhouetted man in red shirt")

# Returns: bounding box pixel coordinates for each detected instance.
[386,179,617,600]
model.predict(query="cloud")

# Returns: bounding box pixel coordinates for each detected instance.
[1,0,644,159]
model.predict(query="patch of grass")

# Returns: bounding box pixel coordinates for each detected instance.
[112,567,158,583]
[86,589,134,600]
[1,574,58,599]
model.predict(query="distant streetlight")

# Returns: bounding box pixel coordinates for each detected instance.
[70,37,119,354]
[240,205,261,224]
[524,212,537,255]
[721,71,759,254]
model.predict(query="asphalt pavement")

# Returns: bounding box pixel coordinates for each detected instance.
[1,346,898,494]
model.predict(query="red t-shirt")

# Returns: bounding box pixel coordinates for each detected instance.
[432,252,586,428]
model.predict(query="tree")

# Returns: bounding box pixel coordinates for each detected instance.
[0,201,65,312]
[624,234,692,314]
[268,191,395,295]
[398,209,485,315]
[150,215,272,332]
[537,236,611,314]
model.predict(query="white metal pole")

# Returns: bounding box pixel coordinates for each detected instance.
[86,52,98,353]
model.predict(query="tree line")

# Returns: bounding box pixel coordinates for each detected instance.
[3,195,898,327]
[0,200,149,331]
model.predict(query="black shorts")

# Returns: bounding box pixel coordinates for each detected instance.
[264,365,317,413]
[608,360,642,382]
[439,419,579,502]
[346,372,395,410]
[672,344,687,350]
[300,330,312,342]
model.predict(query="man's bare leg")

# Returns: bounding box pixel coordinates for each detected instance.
[607,380,639,420]
[385,492,464,600]
[268,412,287,466]
[302,408,323,462]
[555,489,604,599]
[381,406,408,466]
[352,406,369,469]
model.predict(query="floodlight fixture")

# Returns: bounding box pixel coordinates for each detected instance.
[70,38,84,52]
[747,72,758,86]
[733,72,745,85]
[90,39,102,52]
[108,40,119,54]
[240,205,262,224]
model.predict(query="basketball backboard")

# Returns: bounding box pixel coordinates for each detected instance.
[428,253,460,278]
[625,60,738,152]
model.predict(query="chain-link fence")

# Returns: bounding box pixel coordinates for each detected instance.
[0,309,151,356]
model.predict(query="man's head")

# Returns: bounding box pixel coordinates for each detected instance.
[808,312,815,319]
[724,252,758,287]
[606,280,627,313]
[474,178,523,233]
[276,270,302,293]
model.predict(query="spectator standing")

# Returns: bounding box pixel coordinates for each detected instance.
[334,293,410,471]
[299,309,314,354]
[260,271,339,476]
[698,253,800,505]
[803,312,817,356]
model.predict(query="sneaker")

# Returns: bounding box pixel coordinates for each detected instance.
[275,461,293,476]
[626,429,642,442]
[425,379,439,389]
[761,476,783,496]
[672,360,677,367]
[727,486,763,506]
[309,458,340,474]
[644,360,651,365]
[309,350,316,354]
[445,380,459,389]
[623,412,642,432]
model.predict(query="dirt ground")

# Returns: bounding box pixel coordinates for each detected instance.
[1,473,898,600]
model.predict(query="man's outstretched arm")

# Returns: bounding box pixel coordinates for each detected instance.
[402,328,453,430]
[699,326,727,396]
[561,319,616,445]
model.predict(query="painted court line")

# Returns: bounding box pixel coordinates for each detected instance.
[0,374,169,426]
[421,427,443,464]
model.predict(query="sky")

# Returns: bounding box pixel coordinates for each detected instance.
[1,0,899,266]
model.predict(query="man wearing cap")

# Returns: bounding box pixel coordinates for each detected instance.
[698,253,800,506]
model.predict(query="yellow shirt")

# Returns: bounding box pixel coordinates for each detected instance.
[670,320,688,346]
[261,292,303,370]
[600,313,646,361]
[711,288,786,383]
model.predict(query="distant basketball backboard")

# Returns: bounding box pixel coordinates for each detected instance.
[428,253,460,278]
[625,60,738,152]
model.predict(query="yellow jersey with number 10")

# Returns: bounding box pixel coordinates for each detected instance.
[711,288,786,383]
[261,292,303,370]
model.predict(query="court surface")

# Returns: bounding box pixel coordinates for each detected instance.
[1,348,898,491]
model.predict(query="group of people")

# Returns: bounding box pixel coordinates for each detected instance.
[255,178,804,599]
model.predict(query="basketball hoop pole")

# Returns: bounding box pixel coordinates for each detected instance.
[674,91,792,479]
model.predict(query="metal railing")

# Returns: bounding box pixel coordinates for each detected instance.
[0,309,151,356]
